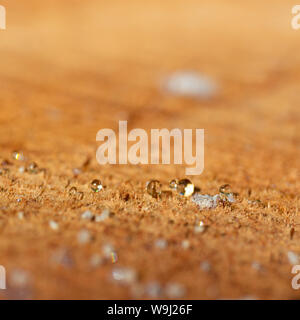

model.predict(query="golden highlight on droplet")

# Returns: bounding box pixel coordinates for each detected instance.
[169,179,178,190]
[177,179,194,197]
[12,151,24,161]
[111,252,118,263]
[90,179,103,192]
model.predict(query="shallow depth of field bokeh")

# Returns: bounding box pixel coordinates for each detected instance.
[0,0,299,299]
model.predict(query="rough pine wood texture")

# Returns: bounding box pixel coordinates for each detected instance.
[0,0,299,299]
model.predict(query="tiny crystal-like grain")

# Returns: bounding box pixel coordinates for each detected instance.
[177,179,194,197]
[169,179,178,190]
[130,284,145,298]
[90,254,103,268]
[18,167,25,173]
[181,240,190,250]
[200,261,211,272]
[251,262,262,271]
[146,282,162,298]
[27,162,39,174]
[164,71,218,99]
[73,168,81,176]
[12,151,24,161]
[81,210,94,220]
[219,184,236,203]
[49,220,59,231]
[50,248,74,268]
[102,243,114,257]
[288,251,299,265]
[17,211,24,220]
[165,283,185,298]
[111,251,118,263]
[112,267,137,284]
[10,269,30,287]
[77,229,91,244]
[146,180,161,198]
[239,295,258,300]
[90,179,103,192]
[102,243,118,263]
[194,221,206,233]
[155,238,168,249]
[192,193,220,210]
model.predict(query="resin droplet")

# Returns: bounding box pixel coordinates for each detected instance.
[177,179,194,197]
[12,151,24,161]
[169,179,178,190]
[90,179,103,192]
[146,180,161,198]
[194,221,206,233]
[219,184,231,194]
[27,162,39,174]
[219,184,235,203]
